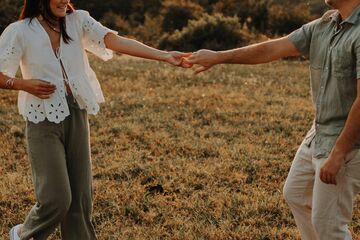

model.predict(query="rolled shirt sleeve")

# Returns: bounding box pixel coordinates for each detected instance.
[288,19,319,58]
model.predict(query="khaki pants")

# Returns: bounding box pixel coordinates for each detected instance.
[283,139,360,240]
[21,96,97,240]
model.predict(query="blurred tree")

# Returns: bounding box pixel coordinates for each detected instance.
[212,0,269,32]
[0,0,22,32]
[159,13,253,51]
[267,3,313,34]
[133,14,164,45]
[161,0,204,33]
[0,0,329,50]
[100,11,131,36]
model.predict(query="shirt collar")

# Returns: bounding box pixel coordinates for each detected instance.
[330,4,360,25]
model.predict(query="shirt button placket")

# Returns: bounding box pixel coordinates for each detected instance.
[316,46,332,123]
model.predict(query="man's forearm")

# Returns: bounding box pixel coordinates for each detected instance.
[218,42,275,64]
[217,37,300,65]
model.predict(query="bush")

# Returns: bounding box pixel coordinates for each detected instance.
[266,3,313,34]
[158,13,253,51]
[212,0,269,32]
[161,0,204,33]
[100,11,131,36]
[133,14,164,46]
[211,0,324,35]
[0,0,22,33]
[130,0,162,24]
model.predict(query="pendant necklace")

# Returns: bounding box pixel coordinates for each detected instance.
[45,20,61,34]
[39,15,61,34]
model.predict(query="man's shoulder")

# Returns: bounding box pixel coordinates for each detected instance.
[320,10,337,23]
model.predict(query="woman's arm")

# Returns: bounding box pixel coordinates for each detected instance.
[104,33,191,67]
[0,72,56,99]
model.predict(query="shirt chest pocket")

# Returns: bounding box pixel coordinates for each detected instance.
[331,45,355,76]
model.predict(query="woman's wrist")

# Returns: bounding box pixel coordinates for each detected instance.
[4,77,16,90]
[160,51,170,62]
[12,78,23,91]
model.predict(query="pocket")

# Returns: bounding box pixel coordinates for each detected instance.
[344,149,360,165]
[303,126,316,147]
[344,149,360,180]
[332,46,352,66]
[331,46,354,76]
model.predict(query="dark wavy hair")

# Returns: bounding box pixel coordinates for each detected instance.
[19,0,75,43]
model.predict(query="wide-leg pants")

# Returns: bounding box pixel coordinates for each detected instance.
[21,95,97,240]
[283,138,360,240]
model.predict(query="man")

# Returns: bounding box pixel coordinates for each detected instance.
[185,0,360,239]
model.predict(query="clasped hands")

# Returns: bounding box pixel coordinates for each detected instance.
[164,49,221,74]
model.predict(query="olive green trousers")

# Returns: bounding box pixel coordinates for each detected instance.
[21,96,97,240]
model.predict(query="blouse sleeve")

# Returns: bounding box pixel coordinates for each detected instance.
[0,22,24,77]
[76,10,118,61]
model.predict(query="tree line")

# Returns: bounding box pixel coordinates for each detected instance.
[0,0,327,51]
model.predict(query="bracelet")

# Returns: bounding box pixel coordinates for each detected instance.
[5,77,15,89]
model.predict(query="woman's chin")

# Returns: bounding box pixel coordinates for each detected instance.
[57,13,67,18]
[53,11,67,18]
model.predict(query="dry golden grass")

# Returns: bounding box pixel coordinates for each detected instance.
[1,56,360,239]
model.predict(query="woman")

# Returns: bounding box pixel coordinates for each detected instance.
[0,0,190,239]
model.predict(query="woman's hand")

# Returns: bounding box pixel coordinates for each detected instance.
[183,50,221,74]
[163,51,193,68]
[14,79,56,99]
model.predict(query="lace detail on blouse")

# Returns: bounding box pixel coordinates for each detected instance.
[0,22,23,77]
[80,10,117,61]
[0,11,117,124]
[25,82,70,124]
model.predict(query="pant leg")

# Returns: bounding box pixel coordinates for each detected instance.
[60,97,97,240]
[311,149,360,240]
[283,140,319,240]
[21,120,72,240]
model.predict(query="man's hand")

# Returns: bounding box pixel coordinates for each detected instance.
[183,49,221,74]
[320,148,346,185]
[162,51,193,68]
[14,79,56,99]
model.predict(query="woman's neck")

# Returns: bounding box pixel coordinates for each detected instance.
[39,15,60,27]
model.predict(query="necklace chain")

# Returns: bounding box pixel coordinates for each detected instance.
[40,17,61,34]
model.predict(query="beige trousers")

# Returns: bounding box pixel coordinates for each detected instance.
[283,139,360,240]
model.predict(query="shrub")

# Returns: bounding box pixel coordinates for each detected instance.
[267,3,313,34]
[211,0,323,35]
[0,0,22,33]
[212,0,269,32]
[161,0,204,33]
[100,11,131,36]
[158,13,253,51]
[133,14,164,46]
[129,0,163,24]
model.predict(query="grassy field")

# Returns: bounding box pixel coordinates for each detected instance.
[0,56,359,239]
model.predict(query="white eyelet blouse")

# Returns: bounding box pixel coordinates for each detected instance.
[0,10,117,123]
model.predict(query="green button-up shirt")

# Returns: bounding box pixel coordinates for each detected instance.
[289,5,360,158]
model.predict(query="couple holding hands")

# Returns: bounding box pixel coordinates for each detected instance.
[3,0,360,239]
